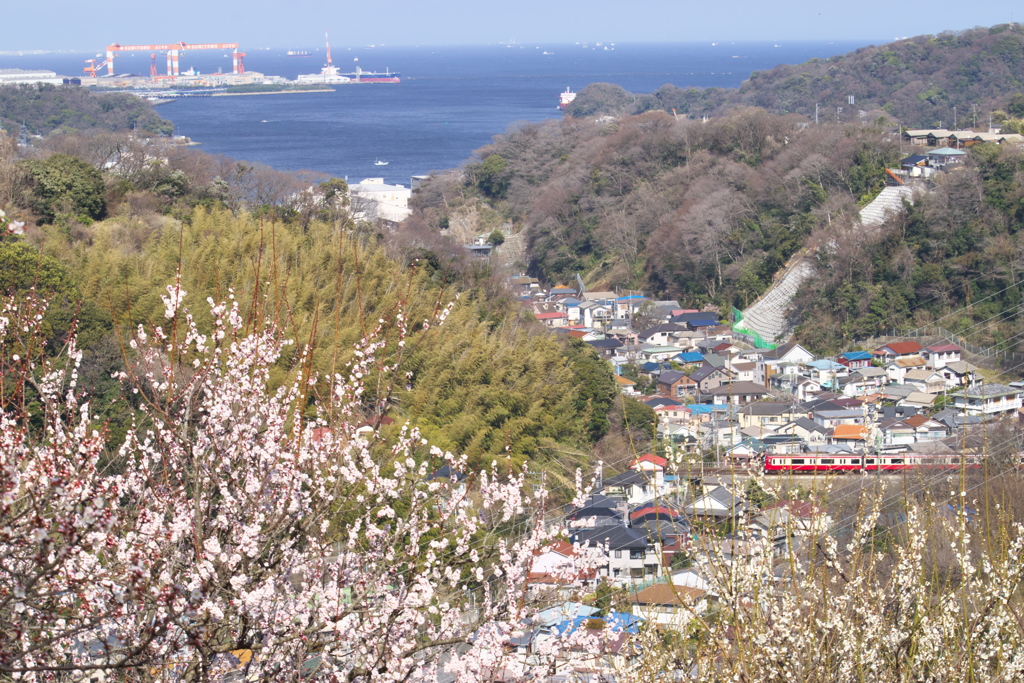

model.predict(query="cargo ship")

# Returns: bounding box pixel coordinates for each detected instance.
[558,87,576,110]
[339,66,400,83]
[286,50,312,57]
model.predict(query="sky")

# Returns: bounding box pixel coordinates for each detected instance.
[3,1,1022,51]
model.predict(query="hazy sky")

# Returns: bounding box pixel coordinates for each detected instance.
[5,1,1022,51]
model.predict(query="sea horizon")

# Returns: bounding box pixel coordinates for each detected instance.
[1,41,871,185]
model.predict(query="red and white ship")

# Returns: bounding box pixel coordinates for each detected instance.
[339,66,400,83]
[558,87,577,109]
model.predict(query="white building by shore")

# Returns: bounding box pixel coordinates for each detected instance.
[0,69,66,86]
[349,177,411,223]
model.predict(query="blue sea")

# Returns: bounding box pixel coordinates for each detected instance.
[1,42,869,185]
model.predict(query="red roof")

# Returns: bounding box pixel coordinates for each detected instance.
[879,341,923,355]
[927,343,961,353]
[903,414,940,428]
[534,311,567,320]
[630,453,668,469]
[832,424,868,440]
[713,342,732,351]
[566,330,589,338]
[535,539,576,557]
[629,505,679,521]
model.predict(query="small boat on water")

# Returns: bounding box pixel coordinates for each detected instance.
[374,159,388,166]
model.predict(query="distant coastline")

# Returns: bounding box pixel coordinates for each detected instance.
[212,88,335,97]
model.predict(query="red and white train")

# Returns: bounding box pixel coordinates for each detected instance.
[763,452,987,474]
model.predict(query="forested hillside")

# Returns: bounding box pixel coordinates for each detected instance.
[412,109,898,311]
[794,141,1024,353]
[0,83,173,136]
[566,24,1024,128]
[0,121,651,475]
[413,107,1024,356]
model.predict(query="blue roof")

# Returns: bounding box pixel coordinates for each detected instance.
[841,351,872,361]
[676,351,704,363]
[616,295,647,301]
[688,404,715,414]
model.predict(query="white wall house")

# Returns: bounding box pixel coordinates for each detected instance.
[952,383,1023,416]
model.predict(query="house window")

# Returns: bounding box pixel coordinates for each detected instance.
[630,550,644,560]
[614,550,622,559]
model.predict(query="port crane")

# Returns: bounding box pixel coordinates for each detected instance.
[95,42,245,78]
[83,59,108,78]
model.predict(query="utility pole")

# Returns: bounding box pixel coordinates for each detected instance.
[973,104,978,130]
[815,103,819,125]
[954,106,957,129]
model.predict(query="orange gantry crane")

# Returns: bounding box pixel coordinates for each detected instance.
[95,42,244,78]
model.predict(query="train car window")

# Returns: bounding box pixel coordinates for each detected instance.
[820,459,834,464]
[890,458,903,464]
[865,459,876,465]
[791,459,805,465]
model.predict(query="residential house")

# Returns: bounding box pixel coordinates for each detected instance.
[837,350,873,370]
[873,341,923,362]
[670,311,721,330]
[676,350,705,365]
[923,343,962,369]
[841,367,888,397]
[653,404,693,424]
[613,374,640,395]
[729,360,763,384]
[602,470,665,506]
[777,417,829,443]
[565,501,625,530]
[534,310,568,328]
[828,424,869,448]
[903,369,947,394]
[812,409,867,429]
[952,383,1024,416]
[628,453,668,482]
[938,360,979,389]
[685,485,747,520]
[585,338,623,358]
[579,300,614,329]
[903,128,951,146]
[738,403,805,431]
[690,363,735,399]
[638,323,687,346]
[640,345,688,362]
[615,295,649,319]
[802,359,849,387]
[657,370,697,398]
[927,146,969,166]
[629,583,708,625]
[708,381,770,405]
[903,414,948,441]
[899,391,938,410]
[528,540,598,597]
[761,342,816,365]
[573,526,650,583]
[885,355,927,384]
